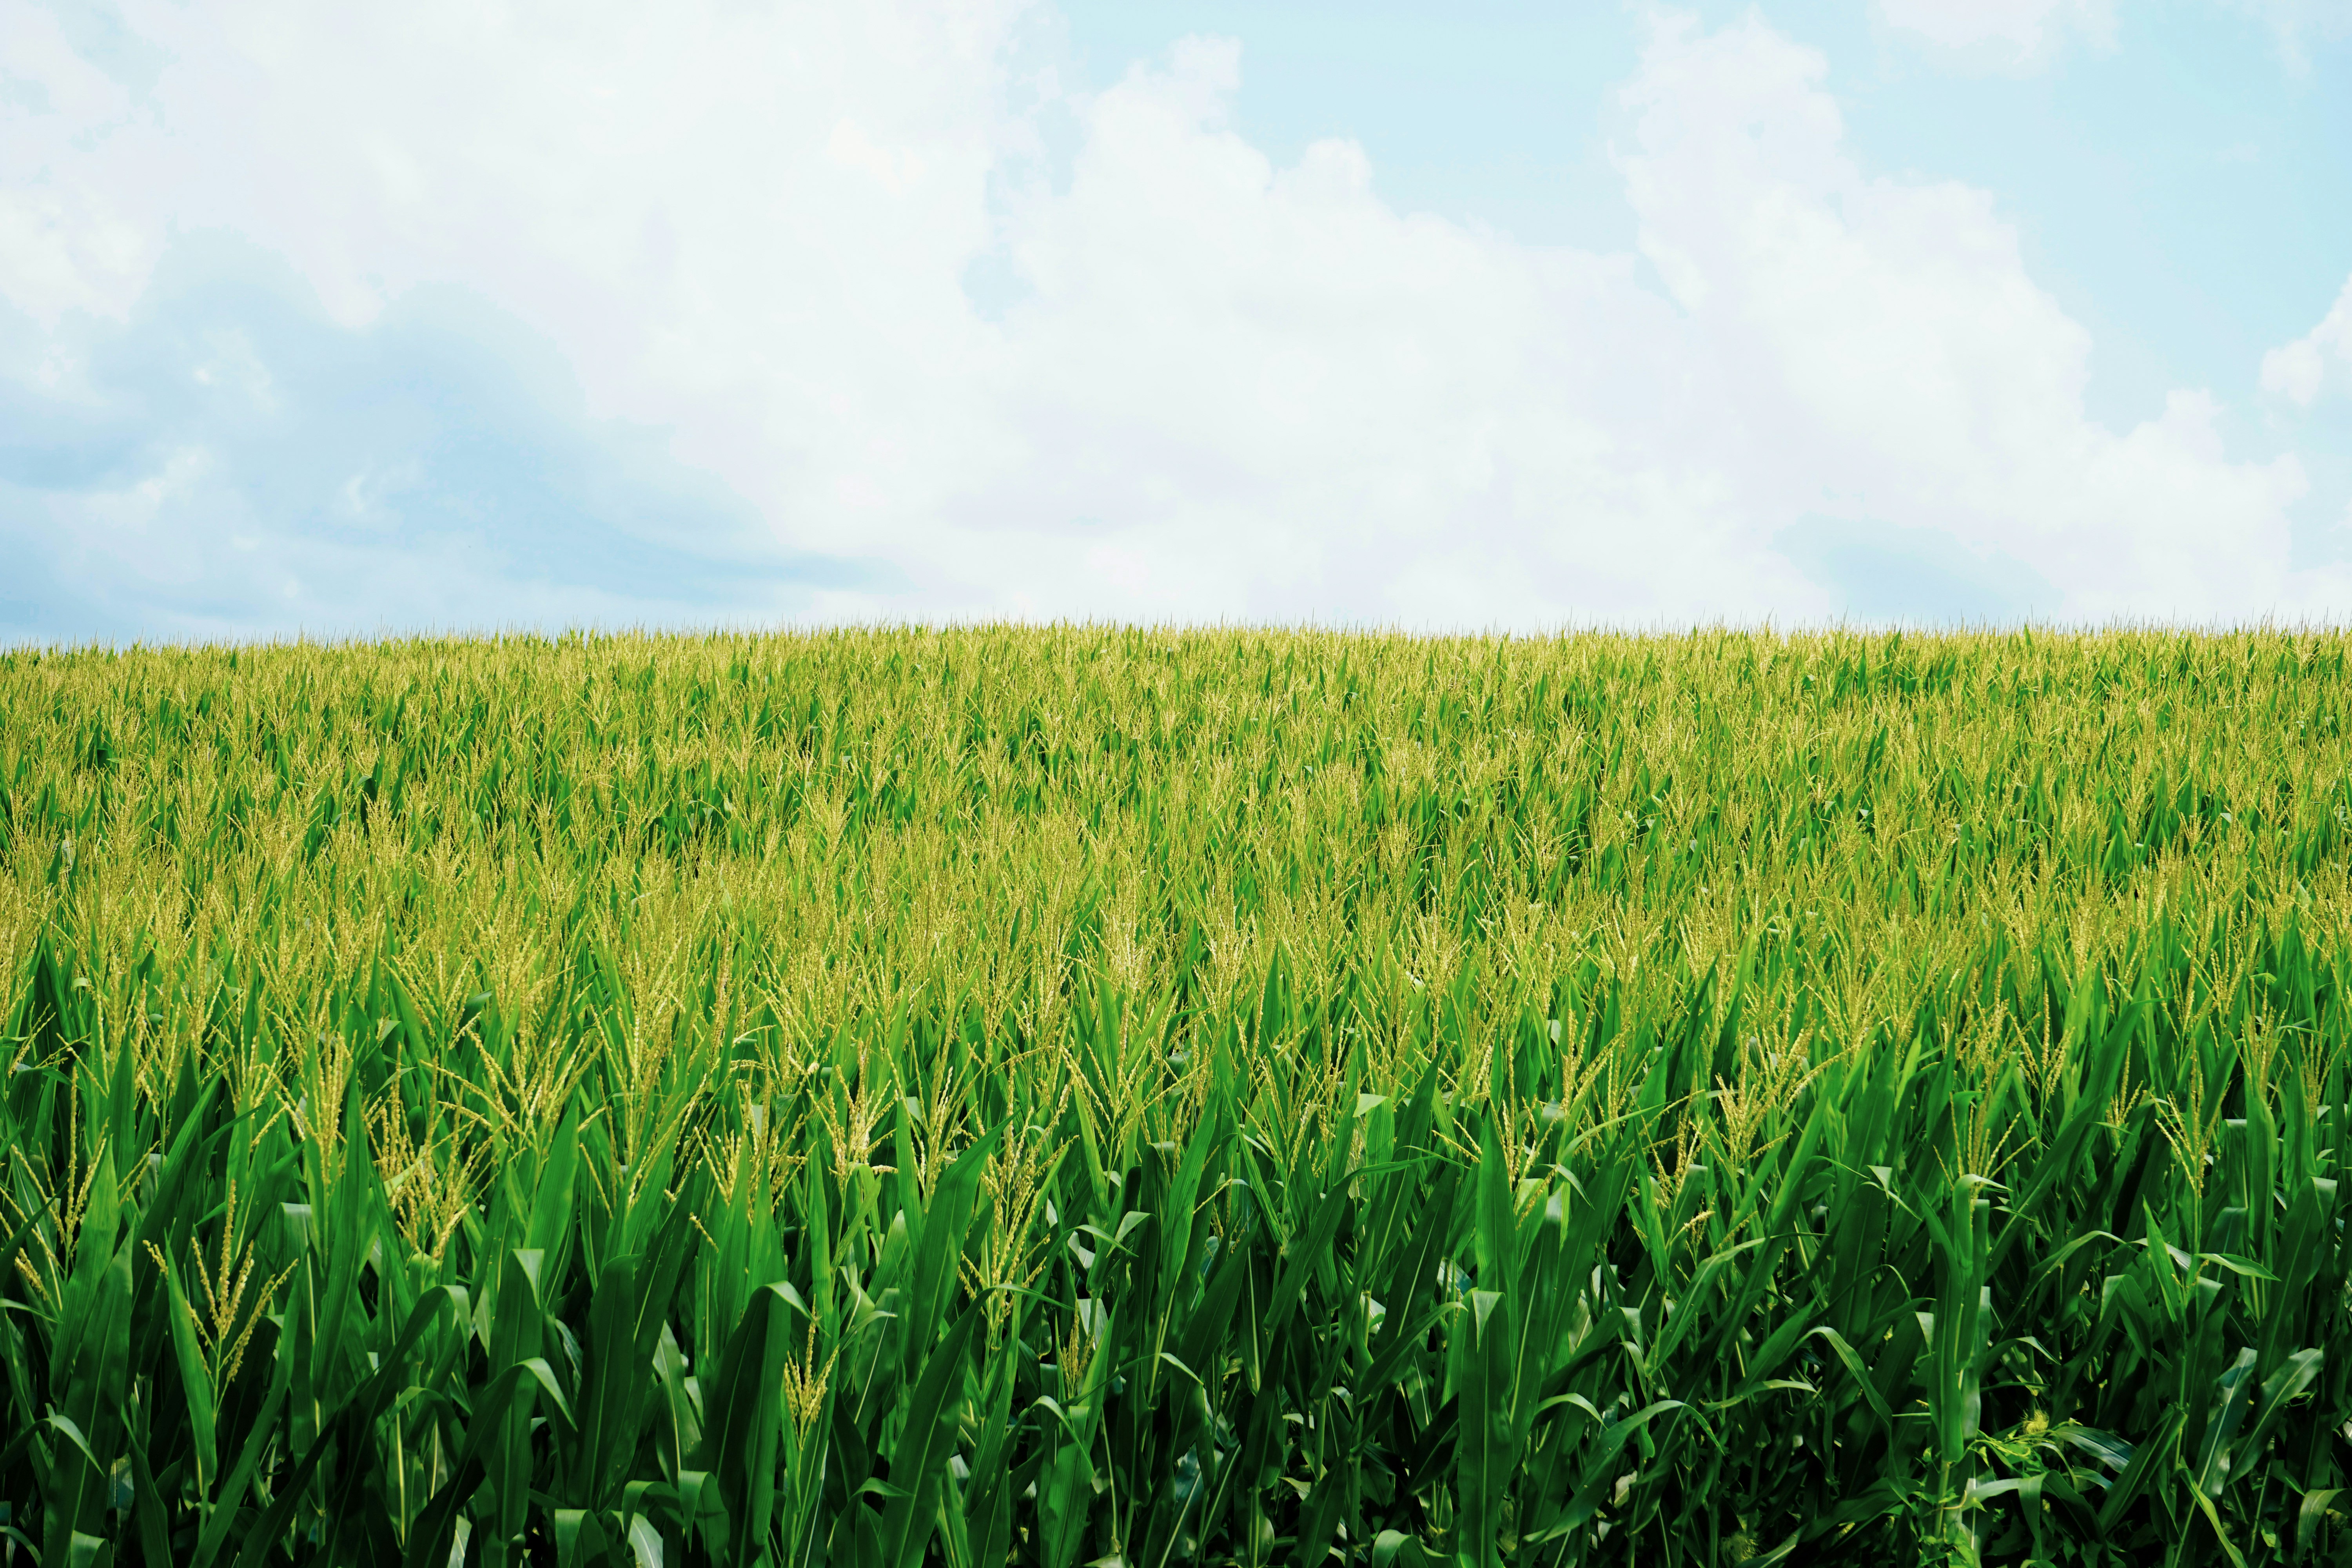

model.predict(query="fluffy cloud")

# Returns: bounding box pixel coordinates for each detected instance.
[0,0,2337,637]
[1874,0,2117,71]
[1619,12,2318,621]
[933,36,1810,624]
[2263,274,2352,407]
[0,0,1021,635]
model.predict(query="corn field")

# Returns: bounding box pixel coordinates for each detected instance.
[4,626,2351,1566]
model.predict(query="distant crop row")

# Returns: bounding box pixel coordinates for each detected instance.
[3,627,2350,1566]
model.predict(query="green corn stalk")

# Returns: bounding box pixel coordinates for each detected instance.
[2,627,2351,1563]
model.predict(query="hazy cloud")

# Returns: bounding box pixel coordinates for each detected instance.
[0,233,882,641]
[1873,0,2117,72]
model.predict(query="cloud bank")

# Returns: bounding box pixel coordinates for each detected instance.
[2,0,2342,638]
[2265,274,2352,408]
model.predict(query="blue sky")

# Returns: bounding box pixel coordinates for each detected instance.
[4,0,2350,638]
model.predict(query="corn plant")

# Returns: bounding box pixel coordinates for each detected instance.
[1,626,2349,1564]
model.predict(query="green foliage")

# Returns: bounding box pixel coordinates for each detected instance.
[2,625,2350,1564]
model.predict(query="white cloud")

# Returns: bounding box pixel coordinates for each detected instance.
[1618,12,2318,620]
[2220,0,2352,73]
[938,34,1806,623]
[1874,0,2117,71]
[0,2,151,324]
[2263,274,2352,407]
[1879,0,2350,74]
[0,0,2339,635]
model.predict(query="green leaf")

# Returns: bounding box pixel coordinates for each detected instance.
[877,1306,983,1568]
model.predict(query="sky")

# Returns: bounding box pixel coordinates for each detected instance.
[4,0,2351,641]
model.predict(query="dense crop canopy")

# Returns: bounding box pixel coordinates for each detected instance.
[3,627,2351,1564]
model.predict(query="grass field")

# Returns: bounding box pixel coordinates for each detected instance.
[4,626,2351,1566]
